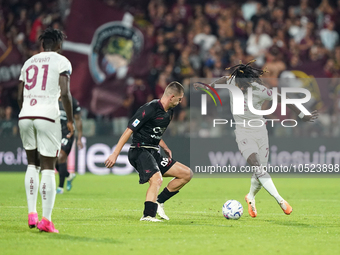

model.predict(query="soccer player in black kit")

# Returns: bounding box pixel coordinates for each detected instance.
[56,96,83,194]
[105,82,193,222]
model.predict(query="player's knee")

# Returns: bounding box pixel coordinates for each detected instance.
[150,173,163,187]
[157,177,163,186]
[58,153,67,163]
[26,149,40,166]
[247,153,260,167]
[153,176,163,187]
[184,168,193,182]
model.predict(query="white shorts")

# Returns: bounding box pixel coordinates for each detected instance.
[234,128,269,165]
[19,118,61,157]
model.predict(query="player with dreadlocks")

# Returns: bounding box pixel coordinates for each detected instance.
[195,60,318,217]
[18,28,74,232]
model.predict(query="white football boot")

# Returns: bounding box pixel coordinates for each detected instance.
[156,202,169,220]
[140,216,162,222]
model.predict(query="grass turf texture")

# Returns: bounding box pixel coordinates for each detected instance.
[0,173,339,255]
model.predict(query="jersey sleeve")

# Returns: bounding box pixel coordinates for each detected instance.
[19,66,25,82]
[59,57,72,75]
[72,97,81,115]
[127,104,154,132]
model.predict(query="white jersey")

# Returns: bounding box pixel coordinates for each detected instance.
[19,52,72,120]
[229,79,273,130]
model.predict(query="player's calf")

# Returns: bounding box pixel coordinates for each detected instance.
[163,164,193,190]
[143,172,163,220]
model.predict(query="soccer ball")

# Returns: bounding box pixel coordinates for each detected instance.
[222,200,243,220]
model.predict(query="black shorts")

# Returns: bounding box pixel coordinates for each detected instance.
[128,147,176,184]
[61,133,74,156]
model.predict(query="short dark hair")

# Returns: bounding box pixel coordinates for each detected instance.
[165,81,184,96]
[38,28,66,50]
[227,60,266,89]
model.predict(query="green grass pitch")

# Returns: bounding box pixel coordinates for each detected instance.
[1,173,339,255]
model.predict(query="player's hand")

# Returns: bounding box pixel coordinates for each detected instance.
[302,110,318,122]
[66,121,74,138]
[105,153,117,168]
[163,147,172,159]
[77,138,84,149]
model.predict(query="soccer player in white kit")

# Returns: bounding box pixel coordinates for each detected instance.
[195,60,318,217]
[17,28,74,233]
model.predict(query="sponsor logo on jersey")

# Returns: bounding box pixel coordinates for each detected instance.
[30,99,37,106]
[153,127,166,134]
[150,126,166,139]
[132,118,140,127]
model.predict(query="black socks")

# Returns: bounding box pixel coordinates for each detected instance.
[143,201,158,217]
[57,163,69,188]
[157,187,179,204]
[143,188,179,217]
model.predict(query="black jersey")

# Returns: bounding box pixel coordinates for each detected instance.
[59,96,81,135]
[127,99,173,146]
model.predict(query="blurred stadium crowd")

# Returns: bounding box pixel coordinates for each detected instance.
[1,0,340,138]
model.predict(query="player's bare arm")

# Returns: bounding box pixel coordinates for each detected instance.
[159,139,172,158]
[74,113,83,149]
[277,94,318,122]
[105,128,133,168]
[59,73,74,138]
[17,81,24,109]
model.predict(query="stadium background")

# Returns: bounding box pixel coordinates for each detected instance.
[1,0,340,173]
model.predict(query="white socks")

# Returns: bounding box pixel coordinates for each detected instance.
[25,167,57,221]
[248,174,262,200]
[40,170,56,221]
[257,172,283,203]
[25,165,40,213]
